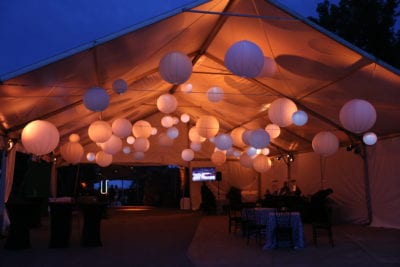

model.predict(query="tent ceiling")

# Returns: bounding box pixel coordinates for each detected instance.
[1,0,399,161]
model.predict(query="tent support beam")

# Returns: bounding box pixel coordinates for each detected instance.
[360,144,373,224]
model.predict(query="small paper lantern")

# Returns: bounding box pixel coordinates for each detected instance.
[196,115,219,138]
[339,99,377,133]
[180,113,190,123]
[231,127,246,147]
[158,133,174,147]
[126,136,135,144]
[246,146,257,157]
[100,135,122,155]
[69,133,80,143]
[258,56,277,77]
[292,110,308,126]
[132,120,152,138]
[252,155,272,173]
[181,83,193,94]
[312,131,339,157]
[112,79,128,94]
[112,118,132,138]
[261,148,270,155]
[242,130,253,146]
[151,127,158,135]
[157,94,178,114]
[214,133,233,151]
[95,151,113,167]
[83,87,109,112]
[211,150,226,166]
[167,127,179,139]
[190,142,202,152]
[268,98,298,127]
[161,115,174,128]
[86,152,95,162]
[21,120,60,156]
[159,51,192,84]
[240,153,253,168]
[249,129,270,149]
[88,120,112,143]
[122,146,131,154]
[133,137,150,152]
[363,132,377,145]
[224,40,264,78]
[181,149,194,161]
[133,151,145,160]
[188,127,206,143]
[207,86,224,102]
[265,124,281,139]
[60,142,84,164]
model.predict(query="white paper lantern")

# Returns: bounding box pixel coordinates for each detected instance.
[190,142,202,152]
[363,132,377,145]
[86,152,95,162]
[83,87,109,112]
[133,137,150,152]
[224,40,264,78]
[181,149,195,161]
[231,127,246,147]
[261,148,270,155]
[207,86,224,102]
[181,83,193,94]
[100,135,122,155]
[133,151,145,160]
[268,98,298,127]
[95,151,113,167]
[60,142,84,164]
[69,133,80,143]
[157,94,178,114]
[196,115,219,138]
[172,117,180,125]
[292,110,308,126]
[249,129,270,149]
[167,127,179,139]
[112,118,132,138]
[21,120,60,156]
[151,127,158,135]
[88,120,112,143]
[132,120,152,138]
[122,146,131,154]
[211,150,226,166]
[258,56,277,77]
[252,155,272,173]
[180,113,190,123]
[161,115,174,128]
[158,133,174,147]
[240,153,253,168]
[188,127,206,143]
[312,131,339,157]
[265,124,281,139]
[214,133,233,151]
[339,99,377,133]
[112,79,128,94]
[126,136,135,144]
[159,51,192,84]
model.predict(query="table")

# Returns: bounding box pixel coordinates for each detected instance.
[79,203,107,246]
[48,202,73,248]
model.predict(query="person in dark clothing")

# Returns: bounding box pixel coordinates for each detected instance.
[200,182,216,214]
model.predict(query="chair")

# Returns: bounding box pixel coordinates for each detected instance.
[227,205,242,234]
[243,208,265,245]
[274,207,294,248]
[311,206,334,247]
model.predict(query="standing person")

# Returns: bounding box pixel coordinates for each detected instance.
[279,181,291,196]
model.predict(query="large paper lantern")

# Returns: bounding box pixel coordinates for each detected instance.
[112,79,128,94]
[211,150,226,166]
[239,153,253,168]
[339,99,377,133]
[158,133,174,147]
[100,135,122,155]
[95,151,113,167]
[167,127,179,139]
[157,94,178,114]
[265,124,281,139]
[188,127,206,143]
[363,132,377,145]
[190,142,202,152]
[181,149,195,161]
[133,137,150,152]
[207,86,224,102]
[132,120,152,138]
[60,142,84,164]
[252,155,272,173]
[159,51,192,84]
[292,110,308,126]
[242,130,253,146]
[88,120,112,143]
[83,87,109,112]
[86,152,95,162]
[161,115,174,128]
[231,127,246,147]
[224,40,264,78]
[249,129,270,149]
[196,115,219,138]
[214,133,233,151]
[21,120,60,155]
[312,131,339,157]
[258,56,277,77]
[69,133,80,143]
[268,98,298,127]
[112,118,132,138]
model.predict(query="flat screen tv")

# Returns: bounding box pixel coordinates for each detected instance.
[192,167,216,182]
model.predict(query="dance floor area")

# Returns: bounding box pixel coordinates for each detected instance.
[1,207,400,267]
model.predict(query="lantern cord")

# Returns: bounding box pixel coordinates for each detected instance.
[319,156,326,190]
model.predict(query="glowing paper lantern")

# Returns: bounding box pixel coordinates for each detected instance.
[312,131,339,157]
[181,83,193,94]
[265,124,281,139]
[112,79,128,94]
[249,129,270,149]
[180,113,190,123]
[86,152,95,161]
[69,133,80,143]
[207,86,224,102]
[157,94,178,114]
[83,87,109,112]
[133,137,150,152]
[167,127,179,139]
[133,151,145,160]
[190,142,202,152]
[60,142,84,164]
[242,130,253,146]
[132,120,152,138]
[258,56,277,77]
[122,146,131,154]
[112,118,132,138]
[239,153,253,168]
[151,127,158,135]
[231,127,246,147]
[161,115,174,128]
[21,120,60,156]
[252,155,272,173]
[100,135,122,155]
[363,132,377,145]
[214,133,233,151]
[292,110,308,126]
[224,40,264,78]
[261,148,270,155]
[246,147,257,157]
[188,127,206,143]
[339,99,377,133]
[158,133,174,147]
[159,51,192,84]
[181,149,195,161]
[95,151,113,167]
[196,115,219,138]
[211,150,226,166]
[126,136,135,144]
[88,120,112,143]
[268,98,298,127]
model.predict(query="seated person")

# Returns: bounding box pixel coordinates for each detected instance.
[279,181,291,196]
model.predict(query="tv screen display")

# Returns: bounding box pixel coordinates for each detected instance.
[192,167,216,182]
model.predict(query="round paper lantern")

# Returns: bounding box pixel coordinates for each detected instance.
[95,151,113,167]
[161,115,174,128]
[167,127,179,139]
[122,146,131,154]
[181,83,193,94]
[214,133,233,151]
[240,153,253,168]
[132,120,152,138]
[159,51,192,84]
[258,56,277,77]
[88,120,112,143]
[265,124,281,139]
[312,131,339,157]
[231,127,246,147]
[60,142,84,164]
[188,127,206,143]
[363,132,377,145]
[172,117,180,125]
[133,137,150,152]
[181,149,194,161]
[151,127,158,135]
[83,87,109,112]
[158,133,174,147]
[252,155,272,173]
[268,98,298,127]
[21,120,60,155]
[224,40,264,78]
[133,151,145,160]
[196,115,219,138]
[100,135,122,155]
[180,113,190,123]
[190,142,202,152]
[242,130,253,146]
[157,94,178,114]
[292,110,308,126]
[246,146,257,157]
[261,148,270,155]
[112,79,128,94]
[249,129,270,149]
[112,118,132,138]
[69,133,80,143]
[126,136,135,144]
[86,152,95,162]
[207,86,224,102]
[211,150,226,166]
[339,99,377,133]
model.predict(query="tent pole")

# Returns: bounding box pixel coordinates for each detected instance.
[360,144,373,225]
[0,150,6,236]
